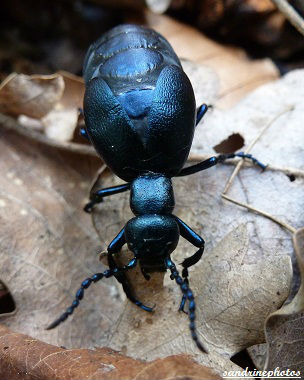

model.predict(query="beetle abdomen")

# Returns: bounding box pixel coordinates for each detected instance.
[83,25,196,181]
[83,24,181,95]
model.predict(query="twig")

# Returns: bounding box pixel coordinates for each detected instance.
[222,194,297,234]
[221,107,298,235]
[222,107,294,194]
[271,0,304,37]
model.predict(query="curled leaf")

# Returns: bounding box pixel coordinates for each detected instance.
[0,73,64,118]
[42,71,84,142]
[0,324,221,380]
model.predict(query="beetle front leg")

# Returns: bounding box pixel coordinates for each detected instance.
[174,216,205,312]
[46,228,138,330]
[84,183,131,213]
[108,228,153,312]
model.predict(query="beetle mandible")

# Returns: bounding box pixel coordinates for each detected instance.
[47,24,266,353]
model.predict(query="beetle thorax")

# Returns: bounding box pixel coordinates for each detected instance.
[130,174,175,215]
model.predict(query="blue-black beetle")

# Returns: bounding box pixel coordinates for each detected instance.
[48,24,266,353]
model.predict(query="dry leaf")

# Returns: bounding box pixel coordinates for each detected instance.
[42,108,79,142]
[263,228,304,373]
[42,71,84,142]
[0,71,85,143]
[0,73,64,118]
[0,130,119,349]
[0,12,302,378]
[143,11,279,109]
[0,324,221,380]
[190,67,304,371]
[1,66,301,377]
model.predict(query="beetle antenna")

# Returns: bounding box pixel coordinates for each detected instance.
[46,258,138,330]
[165,257,208,354]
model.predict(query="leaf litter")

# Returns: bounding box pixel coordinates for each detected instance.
[0,37,303,380]
[0,71,84,143]
[0,324,221,380]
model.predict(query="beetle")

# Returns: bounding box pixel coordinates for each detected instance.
[47,24,266,353]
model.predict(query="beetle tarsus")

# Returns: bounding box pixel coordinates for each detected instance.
[165,257,208,354]
[217,152,267,171]
[108,253,153,312]
[177,152,267,177]
[84,201,94,213]
[47,258,138,330]
[178,276,188,313]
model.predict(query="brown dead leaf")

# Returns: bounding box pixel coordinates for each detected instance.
[41,71,84,142]
[190,68,304,370]
[42,108,79,142]
[143,11,279,109]
[0,128,120,349]
[0,12,301,378]
[0,73,64,118]
[263,228,304,373]
[0,324,221,380]
[19,71,85,142]
[58,71,84,111]
[0,71,85,143]
[1,68,301,376]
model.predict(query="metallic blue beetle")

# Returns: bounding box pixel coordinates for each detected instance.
[48,25,265,353]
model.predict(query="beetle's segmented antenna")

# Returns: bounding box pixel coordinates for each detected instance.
[165,257,208,354]
[46,258,137,330]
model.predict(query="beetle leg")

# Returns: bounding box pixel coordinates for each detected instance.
[176,152,267,177]
[196,103,209,126]
[174,216,205,312]
[78,108,90,141]
[108,252,153,312]
[165,257,208,353]
[224,152,267,170]
[84,183,131,213]
[46,256,138,330]
[80,127,90,141]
